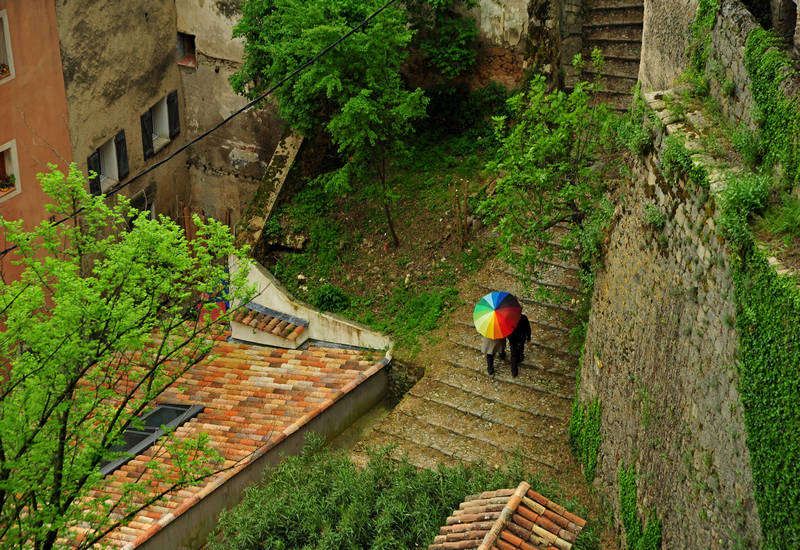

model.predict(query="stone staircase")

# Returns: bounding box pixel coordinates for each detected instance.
[352,249,590,495]
[566,0,644,112]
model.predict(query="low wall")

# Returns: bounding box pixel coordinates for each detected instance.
[577,94,762,548]
[231,256,393,353]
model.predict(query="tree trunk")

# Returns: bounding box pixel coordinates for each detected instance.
[384,201,400,248]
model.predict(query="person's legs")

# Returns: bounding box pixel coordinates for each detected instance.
[486,353,495,375]
[510,342,521,377]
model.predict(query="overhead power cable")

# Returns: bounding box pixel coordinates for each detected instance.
[0,0,399,259]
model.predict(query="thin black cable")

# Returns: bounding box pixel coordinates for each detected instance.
[0,0,399,259]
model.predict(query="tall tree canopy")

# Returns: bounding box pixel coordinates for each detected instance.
[0,164,252,549]
[231,0,429,246]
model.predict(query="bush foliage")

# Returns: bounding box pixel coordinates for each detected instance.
[207,433,527,549]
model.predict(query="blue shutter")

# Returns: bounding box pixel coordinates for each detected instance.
[167,90,180,139]
[87,151,101,195]
[141,110,154,159]
[115,130,129,180]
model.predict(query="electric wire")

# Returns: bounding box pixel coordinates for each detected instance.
[0,0,399,259]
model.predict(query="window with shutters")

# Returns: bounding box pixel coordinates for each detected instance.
[141,91,180,159]
[87,130,129,195]
[99,404,203,476]
[0,10,14,83]
[0,139,20,201]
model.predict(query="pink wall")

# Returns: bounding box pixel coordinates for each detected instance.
[0,0,73,281]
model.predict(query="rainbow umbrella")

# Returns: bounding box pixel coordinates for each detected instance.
[473,291,522,339]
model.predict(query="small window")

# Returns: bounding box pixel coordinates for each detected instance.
[140,90,180,159]
[130,189,155,221]
[0,10,15,83]
[177,32,196,68]
[100,403,203,476]
[0,139,20,202]
[87,130,129,195]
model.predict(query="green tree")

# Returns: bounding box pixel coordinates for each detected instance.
[406,0,479,80]
[0,164,252,549]
[478,58,620,292]
[231,0,428,246]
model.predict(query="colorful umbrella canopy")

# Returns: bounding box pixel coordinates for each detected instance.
[473,291,522,339]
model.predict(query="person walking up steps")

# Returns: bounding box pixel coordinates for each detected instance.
[507,313,531,378]
[481,336,506,376]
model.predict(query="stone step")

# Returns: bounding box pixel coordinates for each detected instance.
[583,71,638,94]
[376,409,561,472]
[429,361,573,409]
[454,321,575,359]
[497,267,581,294]
[476,282,581,315]
[358,430,460,470]
[393,399,564,471]
[583,38,643,60]
[584,24,643,42]
[449,337,576,379]
[583,55,640,78]
[591,90,635,111]
[585,6,644,26]
[444,357,574,398]
[586,0,643,9]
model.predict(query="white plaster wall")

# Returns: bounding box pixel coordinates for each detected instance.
[471,0,530,50]
[230,256,393,353]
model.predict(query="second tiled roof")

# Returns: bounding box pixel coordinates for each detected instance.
[231,302,308,341]
[429,481,585,550]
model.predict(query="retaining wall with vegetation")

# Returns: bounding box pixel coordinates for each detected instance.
[575,97,762,549]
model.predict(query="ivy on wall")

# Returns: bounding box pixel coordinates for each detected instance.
[685,0,720,94]
[568,357,602,483]
[618,464,662,550]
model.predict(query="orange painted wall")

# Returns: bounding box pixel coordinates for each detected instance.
[0,0,73,281]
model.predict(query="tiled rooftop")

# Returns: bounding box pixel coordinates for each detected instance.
[429,481,585,550]
[231,302,308,341]
[79,334,384,549]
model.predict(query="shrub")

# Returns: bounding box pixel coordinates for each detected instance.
[312,284,351,313]
[643,203,665,230]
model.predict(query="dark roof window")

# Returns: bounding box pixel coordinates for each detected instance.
[100,403,204,476]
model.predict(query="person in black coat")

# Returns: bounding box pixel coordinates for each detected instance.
[507,313,531,377]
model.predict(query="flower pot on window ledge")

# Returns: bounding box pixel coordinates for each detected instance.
[0,174,16,192]
[0,64,9,78]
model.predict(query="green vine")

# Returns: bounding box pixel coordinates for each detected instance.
[744,28,800,185]
[659,135,709,189]
[569,356,602,483]
[618,464,662,550]
[718,172,800,549]
[685,0,719,95]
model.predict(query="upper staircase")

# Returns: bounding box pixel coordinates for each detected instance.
[566,0,644,112]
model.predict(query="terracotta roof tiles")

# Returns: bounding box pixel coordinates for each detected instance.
[231,303,308,341]
[429,482,585,550]
[76,335,385,548]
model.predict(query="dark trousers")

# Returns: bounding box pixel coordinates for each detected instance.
[486,353,495,375]
[509,340,525,376]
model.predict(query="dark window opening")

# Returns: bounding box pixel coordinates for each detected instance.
[100,403,204,476]
[177,32,197,68]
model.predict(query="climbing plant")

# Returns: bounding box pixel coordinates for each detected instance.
[717,169,800,549]
[618,464,662,550]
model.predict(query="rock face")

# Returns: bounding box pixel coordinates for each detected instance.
[578,94,762,548]
[639,0,697,91]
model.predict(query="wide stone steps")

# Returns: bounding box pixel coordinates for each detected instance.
[585,6,644,26]
[360,431,459,470]
[583,71,638,93]
[586,0,643,9]
[588,55,640,77]
[584,23,643,43]
[583,38,643,60]
[454,320,575,362]
[375,408,561,473]
[449,337,575,380]
[444,357,574,400]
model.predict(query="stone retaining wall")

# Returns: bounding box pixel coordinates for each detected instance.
[577,93,762,548]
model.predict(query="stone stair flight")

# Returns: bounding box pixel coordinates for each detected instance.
[566,0,644,112]
[352,251,588,493]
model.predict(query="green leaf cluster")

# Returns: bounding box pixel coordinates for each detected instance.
[0,164,253,549]
[478,67,620,293]
[685,0,719,96]
[408,0,480,80]
[618,464,662,550]
[569,394,602,483]
[659,135,709,189]
[208,432,527,549]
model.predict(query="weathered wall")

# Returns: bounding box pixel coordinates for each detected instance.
[55,0,190,217]
[176,0,284,225]
[639,0,697,90]
[0,0,73,281]
[578,94,762,548]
